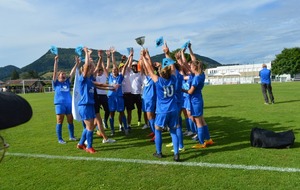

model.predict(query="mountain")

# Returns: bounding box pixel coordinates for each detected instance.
[0,65,21,80]
[0,48,222,81]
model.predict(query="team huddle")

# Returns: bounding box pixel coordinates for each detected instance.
[52,41,214,162]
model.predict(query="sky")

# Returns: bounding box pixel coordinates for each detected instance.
[1,0,300,68]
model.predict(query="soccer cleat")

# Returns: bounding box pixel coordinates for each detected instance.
[85,147,96,154]
[69,137,78,141]
[102,138,116,144]
[128,126,132,131]
[192,134,198,141]
[166,143,173,147]
[77,144,86,150]
[138,121,141,126]
[142,124,149,129]
[147,132,155,137]
[58,139,66,144]
[153,152,163,158]
[119,126,124,132]
[173,153,180,162]
[183,131,189,135]
[171,147,185,153]
[185,131,194,137]
[205,139,214,146]
[264,102,269,105]
[192,143,206,149]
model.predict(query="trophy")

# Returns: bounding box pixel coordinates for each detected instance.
[135,36,145,49]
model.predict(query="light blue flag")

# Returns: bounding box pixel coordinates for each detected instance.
[156,36,164,47]
[162,57,175,68]
[50,45,58,55]
[72,68,82,121]
[75,45,83,56]
[181,40,190,49]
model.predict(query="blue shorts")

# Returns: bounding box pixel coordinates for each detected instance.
[155,111,178,129]
[183,96,191,111]
[142,98,156,113]
[190,100,203,117]
[108,96,125,112]
[55,103,72,115]
[78,105,96,120]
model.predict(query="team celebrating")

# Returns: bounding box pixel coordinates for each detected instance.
[51,40,214,162]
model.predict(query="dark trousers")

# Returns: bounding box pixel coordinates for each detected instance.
[261,83,274,103]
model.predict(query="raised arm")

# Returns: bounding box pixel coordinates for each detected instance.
[82,47,90,78]
[69,56,81,81]
[104,49,111,76]
[121,51,133,76]
[52,55,59,81]
[142,49,158,82]
[163,42,171,59]
[94,50,103,73]
[188,43,196,61]
[110,46,117,69]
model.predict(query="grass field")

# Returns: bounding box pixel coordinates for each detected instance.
[1,82,300,189]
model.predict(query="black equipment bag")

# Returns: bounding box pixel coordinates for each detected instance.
[250,127,295,148]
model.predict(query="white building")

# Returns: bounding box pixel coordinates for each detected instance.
[205,63,291,85]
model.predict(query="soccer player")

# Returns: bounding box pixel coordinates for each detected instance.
[52,55,79,144]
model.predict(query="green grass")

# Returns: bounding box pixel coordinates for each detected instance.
[1,82,300,189]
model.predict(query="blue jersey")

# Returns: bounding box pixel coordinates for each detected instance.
[175,70,183,103]
[78,75,95,106]
[107,73,124,97]
[53,78,72,105]
[190,73,205,104]
[155,75,177,114]
[143,76,156,101]
[259,68,271,84]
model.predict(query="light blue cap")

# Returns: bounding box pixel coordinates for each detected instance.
[50,45,58,55]
[181,40,190,49]
[75,45,83,56]
[156,36,164,47]
[162,57,175,68]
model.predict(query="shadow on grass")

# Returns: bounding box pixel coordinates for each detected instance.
[273,99,300,104]
[93,115,297,161]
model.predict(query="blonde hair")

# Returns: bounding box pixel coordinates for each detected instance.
[190,60,204,73]
[160,65,172,79]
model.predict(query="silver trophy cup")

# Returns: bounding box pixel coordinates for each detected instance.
[135,36,145,49]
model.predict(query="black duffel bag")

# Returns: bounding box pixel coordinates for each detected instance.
[250,127,295,148]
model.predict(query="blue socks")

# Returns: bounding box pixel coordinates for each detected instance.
[86,130,93,149]
[185,118,191,132]
[68,124,75,138]
[122,115,128,129]
[203,125,211,140]
[176,127,184,149]
[154,129,162,154]
[197,127,205,144]
[109,118,114,131]
[78,128,87,145]
[170,128,179,155]
[149,119,155,133]
[56,123,63,140]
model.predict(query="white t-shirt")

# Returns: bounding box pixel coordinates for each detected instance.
[95,74,108,95]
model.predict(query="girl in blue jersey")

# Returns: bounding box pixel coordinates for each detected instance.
[140,58,156,142]
[75,47,97,153]
[142,46,180,162]
[182,59,214,149]
[107,48,131,136]
[52,55,79,144]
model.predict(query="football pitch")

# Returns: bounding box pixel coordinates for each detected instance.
[1,82,300,189]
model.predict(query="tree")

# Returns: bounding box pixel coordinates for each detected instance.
[11,69,19,80]
[271,47,300,76]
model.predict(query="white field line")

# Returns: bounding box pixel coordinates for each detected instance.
[6,152,300,173]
